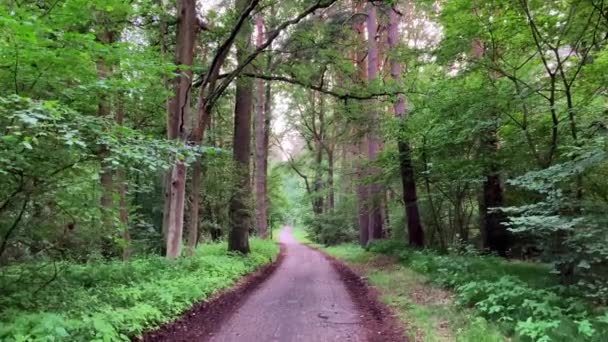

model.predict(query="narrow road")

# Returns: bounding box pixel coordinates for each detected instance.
[208,226,365,342]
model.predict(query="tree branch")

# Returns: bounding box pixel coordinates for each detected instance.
[239,72,404,100]
[204,0,337,112]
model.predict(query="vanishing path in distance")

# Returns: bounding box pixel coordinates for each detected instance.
[208,226,365,342]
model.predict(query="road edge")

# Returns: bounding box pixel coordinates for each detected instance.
[306,244,408,342]
[139,243,286,342]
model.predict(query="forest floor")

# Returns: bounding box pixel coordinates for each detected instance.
[145,227,404,342]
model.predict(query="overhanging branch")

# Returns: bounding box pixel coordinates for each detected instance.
[203,0,338,112]
[241,72,405,100]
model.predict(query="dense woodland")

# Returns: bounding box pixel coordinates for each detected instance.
[1,0,608,340]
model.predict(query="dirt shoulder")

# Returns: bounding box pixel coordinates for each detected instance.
[320,250,408,342]
[138,245,286,342]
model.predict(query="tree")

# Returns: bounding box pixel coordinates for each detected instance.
[386,5,424,247]
[228,0,255,254]
[165,0,199,259]
[254,15,269,239]
[353,0,370,247]
[365,3,384,242]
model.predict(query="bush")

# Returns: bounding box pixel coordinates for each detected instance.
[0,239,278,341]
[304,211,357,246]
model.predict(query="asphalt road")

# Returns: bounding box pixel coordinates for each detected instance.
[208,227,365,342]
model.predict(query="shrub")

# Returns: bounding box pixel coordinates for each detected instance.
[304,211,357,246]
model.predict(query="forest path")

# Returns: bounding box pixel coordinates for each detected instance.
[207,226,365,342]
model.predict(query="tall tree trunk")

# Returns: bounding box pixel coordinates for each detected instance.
[387,6,424,247]
[254,16,268,238]
[228,0,254,253]
[313,91,325,216]
[165,0,198,259]
[186,46,210,256]
[470,38,510,256]
[159,0,172,249]
[263,63,272,235]
[115,92,130,260]
[352,0,369,246]
[366,3,383,242]
[95,29,114,232]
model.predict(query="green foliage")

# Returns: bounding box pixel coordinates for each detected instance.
[0,239,278,341]
[365,239,608,341]
[504,145,608,299]
[303,198,358,246]
[267,166,290,232]
[0,95,206,260]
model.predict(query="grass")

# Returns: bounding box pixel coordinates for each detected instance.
[321,243,506,341]
[0,238,278,341]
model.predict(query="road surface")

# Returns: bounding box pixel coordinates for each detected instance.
[208,226,365,342]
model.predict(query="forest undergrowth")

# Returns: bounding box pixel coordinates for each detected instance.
[0,239,278,341]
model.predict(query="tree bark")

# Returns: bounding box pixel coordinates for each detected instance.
[387,6,424,247]
[254,16,268,238]
[186,46,210,256]
[187,159,201,255]
[480,126,510,256]
[95,28,114,232]
[115,92,130,260]
[313,91,325,216]
[366,3,383,242]
[228,0,254,253]
[159,0,171,249]
[165,0,198,259]
[470,38,510,256]
[352,0,369,246]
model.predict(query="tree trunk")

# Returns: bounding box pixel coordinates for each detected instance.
[327,148,335,211]
[356,166,369,246]
[352,0,369,246]
[387,6,425,247]
[95,29,114,232]
[159,0,171,248]
[263,64,272,231]
[165,0,198,259]
[254,16,268,238]
[366,3,383,242]
[398,141,424,247]
[187,159,201,255]
[480,126,510,256]
[115,92,130,260]
[186,47,210,256]
[228,0,254,253]
[313,91,325,216]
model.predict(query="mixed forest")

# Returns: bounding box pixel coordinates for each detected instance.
[1,0,608,341]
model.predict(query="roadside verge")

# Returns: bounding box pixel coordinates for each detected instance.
[139,244,285,341]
